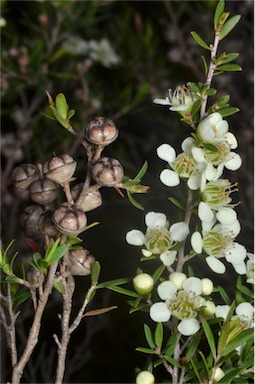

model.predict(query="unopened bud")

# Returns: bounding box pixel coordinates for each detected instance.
[133,273,154,295]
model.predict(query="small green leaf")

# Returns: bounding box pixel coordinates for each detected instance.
[220,15,241,40]
[201,317,216,358]
[217,321,230,355]
[154,322,163,349]
[55,93,68,119]
[191,31,211,50]
[91,261,101,285]
[54,281,65,293]
[127,190,144,210]
[5,275,18,283]
[186,334,201,362]
[135,347,156,355]
[152,264,165,283]
[214,0,225,30]
[201,55,208,76]
[144,324,156,349]
[49,106,69,129]
[217,107,239,118]
[216,64,242,72]
[215,285,231,305]
[134,161,148,181]
[96,278,131,289]
[219,52,239,64]
[67,109,75,119]
[44,238,61,263]
[217,367,243,383]
[191,99,202,116]
[168,197,185,211]
[107,285,139,297]
[46,244,68,266]
[3,263,12,275]
[164,355,183,368]
[223,328,254,356]
[198,350,210,377]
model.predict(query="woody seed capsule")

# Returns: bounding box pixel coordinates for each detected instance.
[43,154,77,184]
[30,179,59,205]
[52,203,87,235]
[20,204,44,236]
[91,157,124,187]
[12,163,40,190]
[85,117,118,146]
[67,249,95,276]
[71,184,102,211]
[38,210,59,237]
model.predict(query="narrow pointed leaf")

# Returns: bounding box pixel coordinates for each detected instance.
[46,244,68,266]
[134,161,148,181]
[54,281,64,293]
[186,334,201,362]
[96,278,131,289]
[152,264,165,283]
[107,285,139,297]
[217,107,239,117]
[216,64,241,72]
[168,197,185,211]
[136,347,156,355]
[82,305,118,317]
[220,15,241,40]
[201,55,208,76]
[44,238,60,263]
[191,31,210,50]
[220,52,239,64]
[214,0,225,30]
[127,190,144,210]
[91,261,101,285]
[222,328,254,356]
[55,93,68,119]
[201,317,216,358]
[144,324,156,349]
[154,322,163,349]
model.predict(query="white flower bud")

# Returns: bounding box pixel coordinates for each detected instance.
[203,300,216,316]
[136,371,155,384]
[213,367,224,382]
[201,278,214,295]
[133,273,154,295]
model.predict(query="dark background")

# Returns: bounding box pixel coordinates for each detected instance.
[1,1,253,383]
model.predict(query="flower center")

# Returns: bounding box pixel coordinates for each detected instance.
[203,230,232,257]
[173,153,196,177]
[168,291,199,320]
[203,143,230,165]
[145,228,172,254]
[202,179,238,209]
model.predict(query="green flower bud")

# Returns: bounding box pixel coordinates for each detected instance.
[133,273,154,296]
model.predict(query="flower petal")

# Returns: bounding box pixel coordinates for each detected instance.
[145,211,167,228]
[215,304,230,320]
[160,169,180,187]
[169,272,187,289]
[181,137,195,154]
[126,230,145,246]
[191,231,203,254]
[170,222,190,241]
[149,302,171,322]
[236,302,254,322]
[177,318,200,336]
[224,152,242,171]
[160,250,177,266]
[206,256,226,274]
[225,243,246,264]
[157,281,177,300]
[157,143,176,163]
[232,261,246,275]
[153,97,171,106]
[191,146,205,163]
[198,202,214,223]
[183,277,202,295]
[216,208,237,226]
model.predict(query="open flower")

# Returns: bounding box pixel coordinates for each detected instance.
[216,302,254,328]
[246,253,254,284]
[149,275,210,336]
[191,224,247,274]
[126,212,189,258]
[88,38,120,67]
[157,143,196,187]
[153,85,198,115]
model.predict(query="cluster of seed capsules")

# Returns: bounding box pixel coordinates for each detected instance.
[12,117,123,276]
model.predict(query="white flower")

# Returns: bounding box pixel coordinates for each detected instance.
[159,250,177,266]
[197,112,229,144]
[235,302,254,326]
[136,370,155,384]
[157,143,196,187]
[88,38,120,67]
[63,36,89,55]
[150,276,209,336]
[154,85,198,113]
[126,212,189,257]
[191,224,247,275]
[215,305,230,320]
